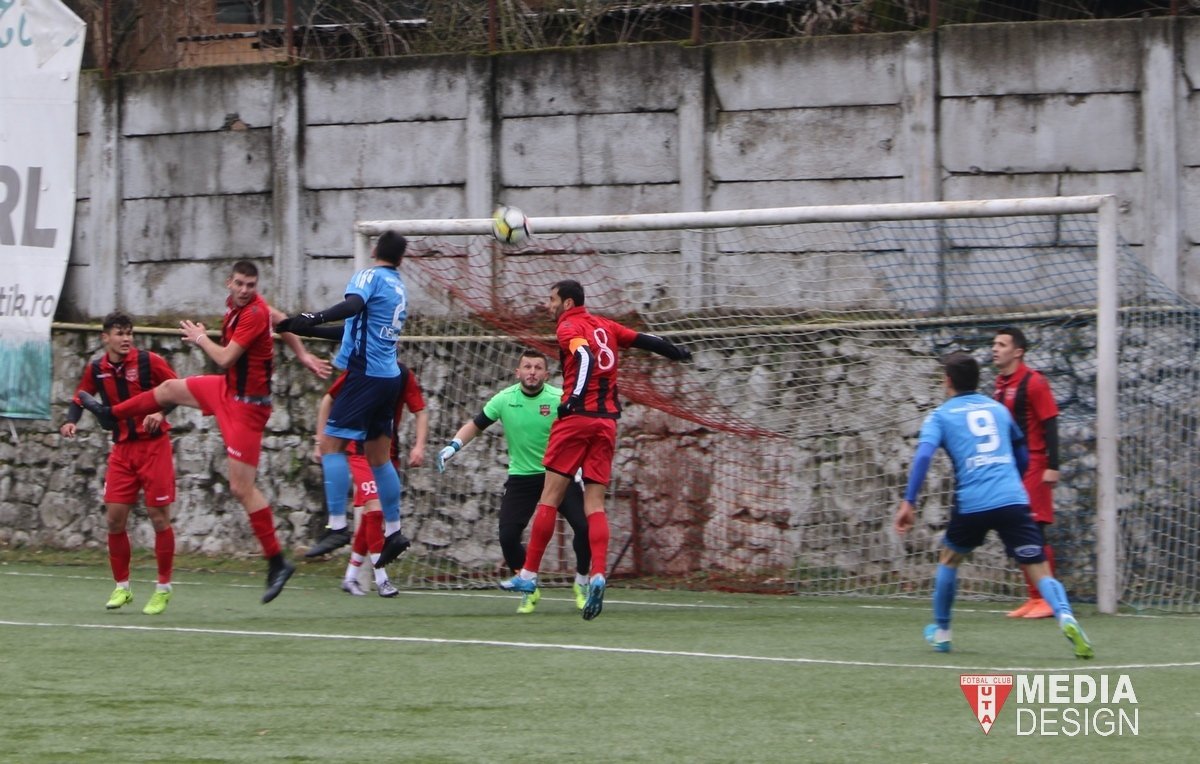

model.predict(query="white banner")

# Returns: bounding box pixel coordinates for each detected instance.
[0,0,84,418]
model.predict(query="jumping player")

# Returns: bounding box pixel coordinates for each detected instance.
[437,348,591,614]
[80,261,330,603]
[498,279,691,620]
[276,231,411,569]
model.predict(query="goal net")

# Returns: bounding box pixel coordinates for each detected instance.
[360,197,1199,613]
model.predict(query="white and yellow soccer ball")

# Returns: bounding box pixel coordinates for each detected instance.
[491,205,531,246]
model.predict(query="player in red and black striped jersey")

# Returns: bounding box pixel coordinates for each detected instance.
[79,262,331,605]
[498,279,692,620]
[63,311,179,614]
[993,326,1061,620]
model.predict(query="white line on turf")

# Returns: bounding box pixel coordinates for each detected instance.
[0,619,1196,672]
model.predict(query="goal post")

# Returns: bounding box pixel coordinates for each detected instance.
[353,195,1198,614]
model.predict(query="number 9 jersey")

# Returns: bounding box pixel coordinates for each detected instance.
[917,392,1030,514]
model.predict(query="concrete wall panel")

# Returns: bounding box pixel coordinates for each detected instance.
[1180,17,1200,90]
[940,21,1141,96]
[500,183,681,218]
[496,46,692,116]
[1182,94,1200,167]
[122,130,273,198]
[305,121,467,189]
[304,57,472,124]
[710,106,902,181]
[303,186,467,257]
[712,34,907,111]
[499,112,678,187]
[941,94,1138,173]
[122,67,276,136]
[945,171,1144,245]
[120,195,273,263]
[709,178,906,211]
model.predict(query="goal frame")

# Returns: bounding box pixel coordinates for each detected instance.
[356,195,1121,613]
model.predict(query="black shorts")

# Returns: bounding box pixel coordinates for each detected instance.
[326,373,404,441]
[943,504,1046,563]
[499,473,584,528]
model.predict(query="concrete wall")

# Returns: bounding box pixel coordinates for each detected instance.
[62,18,1200,321]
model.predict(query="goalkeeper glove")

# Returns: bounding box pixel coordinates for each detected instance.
[436,439,462,473]
[675,345,692,362]
[275,312,323,333]
[557,396,581,419]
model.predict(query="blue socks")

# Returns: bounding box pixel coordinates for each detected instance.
[321,452,350,524]
[1036,576,1073,618]
[933,564,958,630]
[373,462,402,523]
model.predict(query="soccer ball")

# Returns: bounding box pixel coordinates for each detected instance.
[491,205,531,246]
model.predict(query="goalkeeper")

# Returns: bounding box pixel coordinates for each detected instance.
[436,349,590,614]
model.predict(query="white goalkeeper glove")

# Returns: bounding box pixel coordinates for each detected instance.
[436,439,463,473]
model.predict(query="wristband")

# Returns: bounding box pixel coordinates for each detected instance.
[450,438,463,452]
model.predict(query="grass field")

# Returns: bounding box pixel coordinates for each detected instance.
[1,553,1196,763]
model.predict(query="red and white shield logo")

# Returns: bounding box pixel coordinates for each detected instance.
[959,675,1014,734]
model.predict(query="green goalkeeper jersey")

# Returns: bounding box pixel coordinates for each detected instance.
[481,382,563,475]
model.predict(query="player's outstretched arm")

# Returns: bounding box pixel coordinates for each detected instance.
[631,332,691,362]
[275,295,365,333]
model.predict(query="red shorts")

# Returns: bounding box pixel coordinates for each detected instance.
[542,415,617,486]
[104,436,176,507]
[1023,454,1055,524]
[186,375,271,467]
[349,454,378,505]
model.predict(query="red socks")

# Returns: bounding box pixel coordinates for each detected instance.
[587,511,610,577]
[108,531,131,582]
[366,511,385,555]
[248,507,281,558]
[350,512,385,555]
[154,526,175,584]
[110,389,162,420]
[521,503,559,574]
[352,518,369,556]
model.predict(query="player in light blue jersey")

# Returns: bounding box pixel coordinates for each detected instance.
[894,351,1093,659]
[334,262,406,378]
[276,231,412,565]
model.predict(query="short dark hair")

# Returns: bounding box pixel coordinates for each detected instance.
[552,279,585,306]
[942,351,979,393]
[101,311,133,333]
[995,326,1028,351]
[375,231,407,265]
[232,260,258,279]
[519,348,548,365]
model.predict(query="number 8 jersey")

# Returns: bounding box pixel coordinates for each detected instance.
[555,304,639,419]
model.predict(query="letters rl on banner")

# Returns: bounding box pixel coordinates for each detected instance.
[0,0,86,419]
